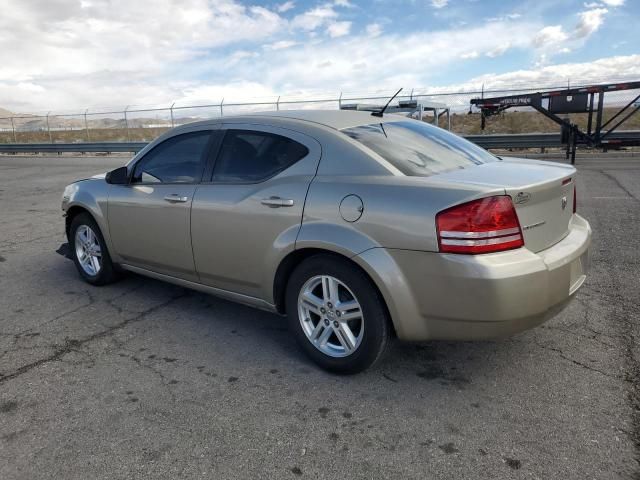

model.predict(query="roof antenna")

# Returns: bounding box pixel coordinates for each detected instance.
[371,88,403,117]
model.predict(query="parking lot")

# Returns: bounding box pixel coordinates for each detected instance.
[0,153,638,479]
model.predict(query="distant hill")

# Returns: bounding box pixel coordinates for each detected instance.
[0,107,13,118]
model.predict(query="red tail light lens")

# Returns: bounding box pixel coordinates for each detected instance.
[573,185,577,214]
[436,196,524,254]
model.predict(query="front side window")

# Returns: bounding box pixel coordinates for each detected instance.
[212,129,309,183]
[342,120,498,177]
[132,131,212,183]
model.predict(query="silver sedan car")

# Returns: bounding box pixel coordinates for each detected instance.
[61,110,591,373]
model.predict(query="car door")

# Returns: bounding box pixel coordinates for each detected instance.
[108,128,221,281]
[191,124,321,300]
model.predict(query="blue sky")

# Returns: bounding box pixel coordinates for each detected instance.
[0,0,638,112]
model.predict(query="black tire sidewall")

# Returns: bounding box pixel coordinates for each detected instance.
[286,255,391,374]
[69,213,116,285]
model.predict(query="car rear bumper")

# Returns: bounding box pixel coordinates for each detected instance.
[356,214,591,341]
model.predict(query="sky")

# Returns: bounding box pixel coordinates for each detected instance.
[0,0,638,113]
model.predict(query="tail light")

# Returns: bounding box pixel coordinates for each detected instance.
[573,185,577,213]
[436,195,524,254]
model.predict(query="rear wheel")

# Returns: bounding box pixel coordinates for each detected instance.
[286,255,391,374]
[69,213,119,285]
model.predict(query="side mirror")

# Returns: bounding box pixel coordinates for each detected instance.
[105,166,129,185]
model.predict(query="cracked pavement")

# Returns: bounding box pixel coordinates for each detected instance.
[0,154,639,479]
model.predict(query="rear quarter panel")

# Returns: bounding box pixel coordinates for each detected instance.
[299,175,505,253]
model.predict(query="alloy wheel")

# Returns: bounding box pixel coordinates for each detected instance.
[297,275,364,357]
[74,224,102,276]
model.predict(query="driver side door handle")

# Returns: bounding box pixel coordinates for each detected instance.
[261,197,294,208]
[164,194,189,203]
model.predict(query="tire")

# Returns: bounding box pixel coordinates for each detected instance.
[69,212,119,286]
[286,254,392,374]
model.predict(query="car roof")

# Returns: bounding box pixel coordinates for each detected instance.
[181,110,405,132]
[247,110,403,130]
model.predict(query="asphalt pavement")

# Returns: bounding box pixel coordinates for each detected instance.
[0,153,638,479]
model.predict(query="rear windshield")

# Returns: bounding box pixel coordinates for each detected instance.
[342,120,498,176]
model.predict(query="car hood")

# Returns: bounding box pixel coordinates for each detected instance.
[71,173,107,184]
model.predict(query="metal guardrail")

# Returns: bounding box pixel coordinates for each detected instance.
[466,131,640,148]
[0,131,638,154]
[466,133,563,149]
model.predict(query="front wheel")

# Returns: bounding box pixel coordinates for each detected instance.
[286,255,392,374]
[69,213,119,286]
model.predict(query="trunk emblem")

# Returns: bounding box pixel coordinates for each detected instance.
[561,196,567,210]
[514,192,531,204]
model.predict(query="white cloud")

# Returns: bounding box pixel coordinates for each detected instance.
[178,81,278,106]
[0,17,540,111]
[277,1,295,12]
[431,0,449,8]
[291,5,337,31]
[460,51,479,59]
[583,0,623,6]
[575,8,608,38]
[366,23,382,37]
[534,54,549,68]
[0,0,290,111]
[265,40,298,50]
[487,12,522,22]
[235,23,537,92]
[327,21,352,38]
[229,50,259,62]
[0,0,286,81]
[531,7,612,64]
[0,0,633,114]
[533,25,569,47]
[386,54,640,112]
[16,82,46,93]
[457,54,640,92]
[486,43,511,58]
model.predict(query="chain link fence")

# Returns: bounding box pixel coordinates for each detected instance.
[1,81,638,144]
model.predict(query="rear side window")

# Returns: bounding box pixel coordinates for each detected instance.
[212,129,309,183]
[132,131,211,184]
[342,120,497,177]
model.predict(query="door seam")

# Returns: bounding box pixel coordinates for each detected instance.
[294,144,322,248]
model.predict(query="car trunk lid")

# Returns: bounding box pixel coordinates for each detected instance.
[431,158,576,253]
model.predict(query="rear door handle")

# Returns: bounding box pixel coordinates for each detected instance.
[261,196,294,208]
[164,194,189,203]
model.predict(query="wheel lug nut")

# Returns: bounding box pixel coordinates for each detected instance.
[333,321,339,328]
[320,307,326,314]
[327,302,333,309]
[324,319,330,326]
[336,310,341,317]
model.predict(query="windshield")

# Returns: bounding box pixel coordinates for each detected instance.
[342,120,498,176]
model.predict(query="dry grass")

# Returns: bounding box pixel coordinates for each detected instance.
[0,127,169,144]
